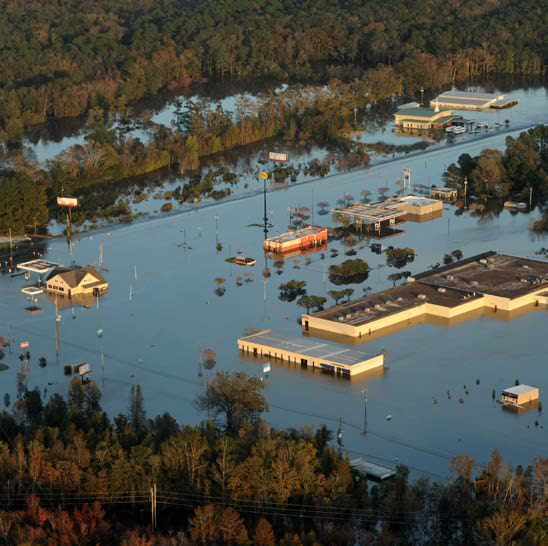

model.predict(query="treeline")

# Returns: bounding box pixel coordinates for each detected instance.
[0,0,546,141]
[443,125,548,200]
[0,371,545,544]
[0,83,371,232]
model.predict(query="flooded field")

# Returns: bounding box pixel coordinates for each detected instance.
[1,120,546,478]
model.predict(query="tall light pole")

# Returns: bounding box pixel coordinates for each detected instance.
[420,87,424,107]
[260,171,269,240]
[464,177,468,209]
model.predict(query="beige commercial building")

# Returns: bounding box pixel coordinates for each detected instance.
[430,90,518,110]
[501,385,539,406]
[430,186,457,200]
[237,330,383,377]
[303,252,548,339]
[394,107,458,130]
[46,265,108,297]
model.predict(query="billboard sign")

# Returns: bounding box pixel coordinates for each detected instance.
[20,341,29,349]
[78,362,91,376]
[57,197,79,207]
[269,152,288,162]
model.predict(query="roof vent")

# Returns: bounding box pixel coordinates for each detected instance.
[438,287,446,293]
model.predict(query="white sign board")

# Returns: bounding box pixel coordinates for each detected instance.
[57,197,79,207]
[78,362,91,376]
[269,152,288,162]
[263,362,271,374]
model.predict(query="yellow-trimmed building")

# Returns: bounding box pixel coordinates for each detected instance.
[46,265,108,297]
[394,107,458,130]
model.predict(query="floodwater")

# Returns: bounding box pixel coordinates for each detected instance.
[42,84,548,236]
[1,95,547,480]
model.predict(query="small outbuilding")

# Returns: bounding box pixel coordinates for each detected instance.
[501,385,539,406]
[430,186,457,200]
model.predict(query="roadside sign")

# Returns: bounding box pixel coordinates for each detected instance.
[57,197,79,207]
[78,362,91,376]
[269,152,288,162]
[263,362,271,376]
[260,171,269,180]
[20,341,29,349]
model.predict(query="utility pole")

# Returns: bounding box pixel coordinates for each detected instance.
[8,228,13,272]
[337,417,343,454]
[420,87,424,107]
[362,388,368,436]
[215,213,219,244]
[150,484,157,530]
[464,177,468,209]
[529,186,533,210]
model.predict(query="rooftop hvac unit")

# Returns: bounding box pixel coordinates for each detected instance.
[346,313,352,319]
[522,265,529,269]
[338,316,345,321]
[417,294,427,300]
[471,281,479,286]
[438,287,446,293]
[479,259,487,264]
[374,304,382,309]
[447,275,454,281]
[397,297,403,301]
[488,257,495,263]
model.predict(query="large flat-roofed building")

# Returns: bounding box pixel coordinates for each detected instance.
[394,107,458,130]
[237,330,383,376]
[502,385,539,406]
[431,90,518,110]
[303,252,548,339]
[264,226,327,254]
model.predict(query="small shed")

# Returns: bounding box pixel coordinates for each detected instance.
[430,186,457,200]
[502,385,539,406]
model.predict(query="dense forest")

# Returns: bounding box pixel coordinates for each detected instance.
[443,125,548,201]
[0,0,546,141]
[0,371,545,544]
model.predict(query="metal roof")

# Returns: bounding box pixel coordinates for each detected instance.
[239,330,377,367]
[503,385,537,395]
[266,226,325,244]
[350,458,396,480]
[438,90,502,100]
[396,107,442,117]
[397,101,420,109]
[17,259,58,273]
[333,202,407,223]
